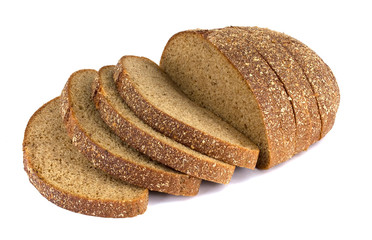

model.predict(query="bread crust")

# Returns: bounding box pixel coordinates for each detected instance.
[23,98,148,218]
[267,29,340,139]
[114,56,259,169]
[95,66,235,184]
[249,27,322,146]
[239,27,318,152]
[161,28,297,169]
[61,69,201,195]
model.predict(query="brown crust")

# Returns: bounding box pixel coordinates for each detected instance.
[161,28,297,169]
[95,66,235,184]
[267,29,340,139]
[251,27,322,146]
[61,69,201,196]
[114,56,259,169]
[23,97,148,218]
[238,26,318,152]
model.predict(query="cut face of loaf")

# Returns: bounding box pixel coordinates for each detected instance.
[160,27,298,169]
[161,27,340,169]
[23,98,148,218]
[60,69,201,196]
[93,66,235,184]
[114,55,259,169]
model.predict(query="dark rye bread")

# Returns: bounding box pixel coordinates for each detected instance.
[238,26,320,151]
[113,55,259,168]
[160,27,297,169]
[60,69,201,196]
[93,66,235,184]
[266,28,340,139]
[23,98,148,218]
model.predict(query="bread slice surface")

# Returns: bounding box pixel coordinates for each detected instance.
[114,55,259,168]
[160,27,297,169]
[61,69,201,195]
[23,97,148,218]
[93,66,235,184]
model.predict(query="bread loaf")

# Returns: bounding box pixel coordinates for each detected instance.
[160,26,339,169]
[23,26,340,217]
[161,27,296,168]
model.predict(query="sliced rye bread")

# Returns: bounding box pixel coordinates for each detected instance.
[160,27,297,169]
[93,66,235,184]
[23,98,148,218]
[238,26,319,152]
[266,28,340,139]
[242,27,322,146]
[60,69,201,195]
[113,55,259,169]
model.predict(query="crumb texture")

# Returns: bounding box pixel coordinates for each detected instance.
[114,56,259,168]
[95,66,202,195]
[62,69,201,196]
[96,65,235,184]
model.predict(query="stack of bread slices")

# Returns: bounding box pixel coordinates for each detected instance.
[23,26,340,218]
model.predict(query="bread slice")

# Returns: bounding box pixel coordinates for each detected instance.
[160,27,297,169]
[93,66,235,184]
[60,69,201,195]
[113,55,259,168]
[266,28,340,139]
[23,98,148,218]
[238,26,319,152]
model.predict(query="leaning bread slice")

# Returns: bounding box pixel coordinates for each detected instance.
[160,27,297,169]
[23,98,148,218]
[114,56,259,168]
[93,66,235,184]
[60,69,201,195]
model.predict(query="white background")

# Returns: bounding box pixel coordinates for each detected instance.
[1,0,371,239]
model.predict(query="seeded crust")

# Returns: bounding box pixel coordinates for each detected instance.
[94,66,235,184]
[266,28,340,139]
[238,26,318,152]
[161,27,297,169]
[60,69,201,195]
[113,56,259,168]
[23,98,148,218]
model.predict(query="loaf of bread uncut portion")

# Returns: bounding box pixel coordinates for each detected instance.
[265,28,340,139]
[60,69,201,196]
[113,55,259,169]
[23,98,148,218]
[238,26,320,151]
[160,27,298,169]
[93,66,235,184]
